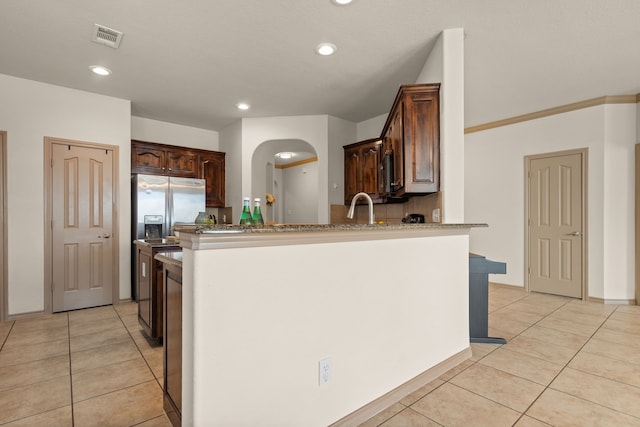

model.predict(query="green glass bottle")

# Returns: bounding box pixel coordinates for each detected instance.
[239,197,253,225]
[252,198,264,225]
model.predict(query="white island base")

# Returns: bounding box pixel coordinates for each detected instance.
[179,225,476,427]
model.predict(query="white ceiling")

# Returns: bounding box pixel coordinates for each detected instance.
[1,1,638,132]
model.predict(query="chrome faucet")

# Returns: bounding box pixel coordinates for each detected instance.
[347,192,375,224]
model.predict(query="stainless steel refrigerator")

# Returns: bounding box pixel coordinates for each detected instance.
[132,174,205,240]
[131,174,205,300]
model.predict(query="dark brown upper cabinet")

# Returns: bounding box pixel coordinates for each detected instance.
[198,151,225,208]
[131,140,226,207]
[380,83,440,196]
[343,138,383,204]
[132,140,198,177]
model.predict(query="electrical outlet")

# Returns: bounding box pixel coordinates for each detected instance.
[319,357,332,385]
[432,208,441,223]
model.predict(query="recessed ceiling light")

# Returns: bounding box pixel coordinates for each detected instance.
[89,65,111,76]
[315,43,337,56]
[276,152,293,159]
[236,102,250,110]
[331,0,353,4]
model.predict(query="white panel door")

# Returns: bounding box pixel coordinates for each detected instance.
[529,153,583,298]
[52,143,114,311]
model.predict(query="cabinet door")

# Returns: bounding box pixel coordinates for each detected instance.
[166,149,198,177]
[362,143,379,195]
[164,264,182,423]
[388,108,404,193]
[344,145,360,204]
[137,250,152,330]
[199,152,226,207]
[153,258,165,339]
[403,90,439,193]
[132,144,166,175]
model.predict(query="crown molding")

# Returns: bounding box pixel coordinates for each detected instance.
[465,94,639,134]
[274,156,318,169]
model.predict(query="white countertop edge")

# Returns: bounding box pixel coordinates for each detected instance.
[180,225,478,251]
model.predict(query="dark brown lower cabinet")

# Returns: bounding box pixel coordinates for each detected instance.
[160,254,182,427]
[135,240,181,343]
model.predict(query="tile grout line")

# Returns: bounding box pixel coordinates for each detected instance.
[510,301,628,425]
[541,304,640,421]
[372,391,446,427]
[445,293,574,426]
[69,307,133,424]
[113,305,163,387]
[0,320,15,351]
[0,316,73,425]
[70,305,164,424]
[363,288,640,426]
[66,311,75,427]
[113,304,168,420]
[385,290,538,425]
[492,295,582,425]
[0,306,163,426]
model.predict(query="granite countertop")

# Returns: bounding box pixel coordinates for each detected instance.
[154,251,183,266]
[173,223,488,251]
[174,223,487,235]
[134,238,182,248]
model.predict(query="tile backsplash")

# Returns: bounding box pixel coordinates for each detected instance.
[205,206,233,224]
[331,192,442,224]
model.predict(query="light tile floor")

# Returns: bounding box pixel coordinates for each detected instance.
[1,285,639,426]
[358,285,640,427]
[0,301,171,426]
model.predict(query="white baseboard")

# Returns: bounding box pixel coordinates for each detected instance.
[7,309,46,321]
[588,296,636,305]
[329,346,473,427]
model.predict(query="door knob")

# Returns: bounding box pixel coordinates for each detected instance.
[566,231,582,236]
[98,233,111,239]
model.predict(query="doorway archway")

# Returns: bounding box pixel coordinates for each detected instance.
[251,139,318,224]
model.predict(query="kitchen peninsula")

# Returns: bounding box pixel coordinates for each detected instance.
[168,223,484,426]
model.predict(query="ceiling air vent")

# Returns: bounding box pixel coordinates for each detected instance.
[91,24,123,49]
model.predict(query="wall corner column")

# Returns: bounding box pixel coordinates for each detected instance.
[415,28,465,223]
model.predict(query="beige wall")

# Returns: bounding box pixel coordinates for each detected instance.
[0,74,131,315]
[0,74,226,316]
[184,231,470,426]
[131,116,219,151]
[465,101,638,301]
[416,28,465,224]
